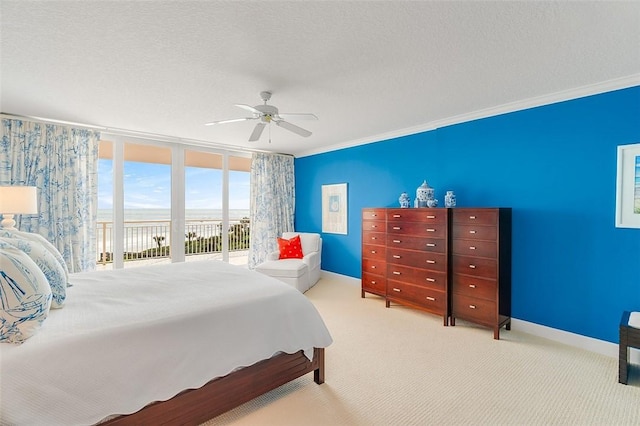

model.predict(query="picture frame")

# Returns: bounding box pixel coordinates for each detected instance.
[322,183,348,234]
[615,143,640,228]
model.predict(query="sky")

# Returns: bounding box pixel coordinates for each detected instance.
[98,160,250,210]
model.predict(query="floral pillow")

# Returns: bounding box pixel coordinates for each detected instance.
[0,229,69,286]
[0,238,66,309]
[0,244,52,344]
[277,235,304,259]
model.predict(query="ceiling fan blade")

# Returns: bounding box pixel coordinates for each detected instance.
[204,117,252,126]
[277,113,318,120]
[275,120,312,137]
[248,122,267,141]
[235,104,262,115]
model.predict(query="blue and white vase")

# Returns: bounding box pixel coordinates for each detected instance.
[444,191,456,208]
[427,199,438,208]
[399,192,411,208]
[416,180,434,208]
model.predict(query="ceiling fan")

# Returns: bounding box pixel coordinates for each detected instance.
[205,91,317,142]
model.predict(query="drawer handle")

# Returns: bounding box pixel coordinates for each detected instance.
[392,271,401,275]
[469,246,476,250]
[469,284,476,288]
[371,250,376,254]
[469,215,476,219]
[371,225,377,228]
[393,226,401,230]
[393,214,401,218]
[427,215,435,219]
[425,278,435,282]
[371,281,377,284]
[371,237,377,240]
[469,264,476,269]
[393,255,401,259]
[426,243,436,247]
[469,304,477,309]
[426,228,435,232]
[393,288,401,292]
[469,230,477,234]
[372,214,377,217]
[426,260,436,264]
[371,266,376,269]
[426,296,436,301]
[393,240,401,243]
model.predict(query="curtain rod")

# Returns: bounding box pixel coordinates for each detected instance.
[0,112,293,158]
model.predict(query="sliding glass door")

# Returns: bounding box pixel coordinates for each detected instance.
[98,137,250,269]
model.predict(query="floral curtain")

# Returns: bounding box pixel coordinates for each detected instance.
[248,152,295,269]
[0,118,100,272]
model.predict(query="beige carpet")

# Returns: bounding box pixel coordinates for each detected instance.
[205,273,640,425]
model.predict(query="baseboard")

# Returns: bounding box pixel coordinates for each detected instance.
[320,270,640,363]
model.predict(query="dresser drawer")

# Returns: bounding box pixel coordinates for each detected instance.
[452,239,497,258]
[387,249,447,272]
[362,220,384,232]
[362,258,387,276]
[452,293,496,324]
[452,224,497,241]
[387,208,447,224]
[387,234,446,253]
[387,221,446,238]
[452,273,497,301]
[386,265,446,291]
[362,244,386,260]
[387,280,446,312]
[362,272,385,295]
[452,255,497,279]
[414,269,447,291]
[362,208,386,221]
[452,209,497,226]
[362,230,385,246]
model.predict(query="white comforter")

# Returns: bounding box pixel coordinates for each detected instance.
[0,261,333,426]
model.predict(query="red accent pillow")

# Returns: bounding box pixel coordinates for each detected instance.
[277,235,304,259]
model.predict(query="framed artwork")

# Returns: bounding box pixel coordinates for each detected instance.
[615,143,640,228]
[322,183,348,234]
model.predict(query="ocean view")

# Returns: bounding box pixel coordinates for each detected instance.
[97,209,250,223]
[95,209,251,255]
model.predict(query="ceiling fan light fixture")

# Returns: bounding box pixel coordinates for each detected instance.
[205,91,316,141]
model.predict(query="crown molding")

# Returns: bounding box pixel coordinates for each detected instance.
[295,74,640,158]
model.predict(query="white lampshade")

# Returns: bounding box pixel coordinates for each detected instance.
[0,186,38,229]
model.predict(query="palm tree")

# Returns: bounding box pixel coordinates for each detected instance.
[153,235,165,250]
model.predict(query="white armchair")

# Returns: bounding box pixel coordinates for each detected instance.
[255,232,322,293]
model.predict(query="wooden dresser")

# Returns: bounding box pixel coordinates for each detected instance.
[361,208,387,299]
[450,208,512,339]
[361,208,450,325]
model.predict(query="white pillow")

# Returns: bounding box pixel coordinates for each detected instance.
[0,229,70,285]
[0,244,52,344]
[0,237,66,309]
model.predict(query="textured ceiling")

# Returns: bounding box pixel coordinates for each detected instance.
[1,1,639,157]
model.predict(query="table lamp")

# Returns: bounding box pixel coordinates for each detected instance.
[0,186,38,229]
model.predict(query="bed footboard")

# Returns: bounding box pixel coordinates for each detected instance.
[102,348,325,426]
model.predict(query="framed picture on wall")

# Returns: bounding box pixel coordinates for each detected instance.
[322,183,348,234]
[615,143,640,228]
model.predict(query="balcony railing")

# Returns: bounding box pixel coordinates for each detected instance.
[97,218,250,265]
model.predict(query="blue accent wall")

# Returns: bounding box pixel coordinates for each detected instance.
[295,86,640,344]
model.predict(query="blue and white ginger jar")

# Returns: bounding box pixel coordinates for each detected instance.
[399,192,411,208]
[444,191,456,208]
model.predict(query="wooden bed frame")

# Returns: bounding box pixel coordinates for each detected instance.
[102,347,325,425]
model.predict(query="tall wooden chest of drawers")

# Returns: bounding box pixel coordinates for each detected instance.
[450,208,512,339]
[361,208,450,325]
[385,208,450,325]
[361,208,387,299]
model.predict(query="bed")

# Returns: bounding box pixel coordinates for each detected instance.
[0,260,333,425]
